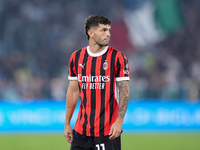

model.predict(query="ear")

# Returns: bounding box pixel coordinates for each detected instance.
[88,29,94,38]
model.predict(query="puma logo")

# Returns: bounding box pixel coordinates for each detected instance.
[79,63,85,69]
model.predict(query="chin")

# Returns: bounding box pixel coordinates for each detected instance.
[102,42,109,46]
[97,41,109,47]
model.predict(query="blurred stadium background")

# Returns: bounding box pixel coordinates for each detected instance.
[0,0,200,150]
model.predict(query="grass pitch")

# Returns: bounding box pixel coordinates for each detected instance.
[0,133,200,150]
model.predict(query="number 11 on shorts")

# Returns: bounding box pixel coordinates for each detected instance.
[96,143,105,150]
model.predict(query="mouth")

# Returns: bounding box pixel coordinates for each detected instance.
[104,38,110,42]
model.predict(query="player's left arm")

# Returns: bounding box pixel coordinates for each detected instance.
[109,80,129,140]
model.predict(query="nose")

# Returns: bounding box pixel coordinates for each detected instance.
[107,30,111,37]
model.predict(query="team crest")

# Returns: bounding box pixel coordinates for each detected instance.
[103,61,108,70]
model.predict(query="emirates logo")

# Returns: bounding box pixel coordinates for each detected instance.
[103,61,108,70]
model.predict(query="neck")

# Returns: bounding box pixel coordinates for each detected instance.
[89,41,107,53]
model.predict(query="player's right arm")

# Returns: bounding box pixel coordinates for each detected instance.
[64,80,79,143]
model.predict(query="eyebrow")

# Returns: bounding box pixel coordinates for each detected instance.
[102,27,111,30]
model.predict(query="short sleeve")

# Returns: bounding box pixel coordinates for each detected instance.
[68,52,78,80]
[115,53,130,81]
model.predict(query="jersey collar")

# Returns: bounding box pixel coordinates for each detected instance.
[87,46,108,57]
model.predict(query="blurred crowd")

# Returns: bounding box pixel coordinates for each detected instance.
[0,0,200,101]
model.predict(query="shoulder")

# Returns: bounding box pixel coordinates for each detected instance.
[71,47,85,55]
[108,46,119,53]
[70,47,87,59]
[108,46,128,59]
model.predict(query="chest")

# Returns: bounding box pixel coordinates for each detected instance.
[76,56,115,77]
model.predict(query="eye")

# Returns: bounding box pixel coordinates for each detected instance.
[101,28,111,32]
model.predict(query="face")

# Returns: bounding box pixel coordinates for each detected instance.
[89,24,111,46]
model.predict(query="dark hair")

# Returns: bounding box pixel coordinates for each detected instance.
[84,14,111,39]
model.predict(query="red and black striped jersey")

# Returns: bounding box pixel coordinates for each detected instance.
[68,46,130,137]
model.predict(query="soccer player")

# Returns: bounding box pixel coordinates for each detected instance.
[64,14,130,150]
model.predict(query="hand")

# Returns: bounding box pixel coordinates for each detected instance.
[64,124,73,143]
[109,118,123,140]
